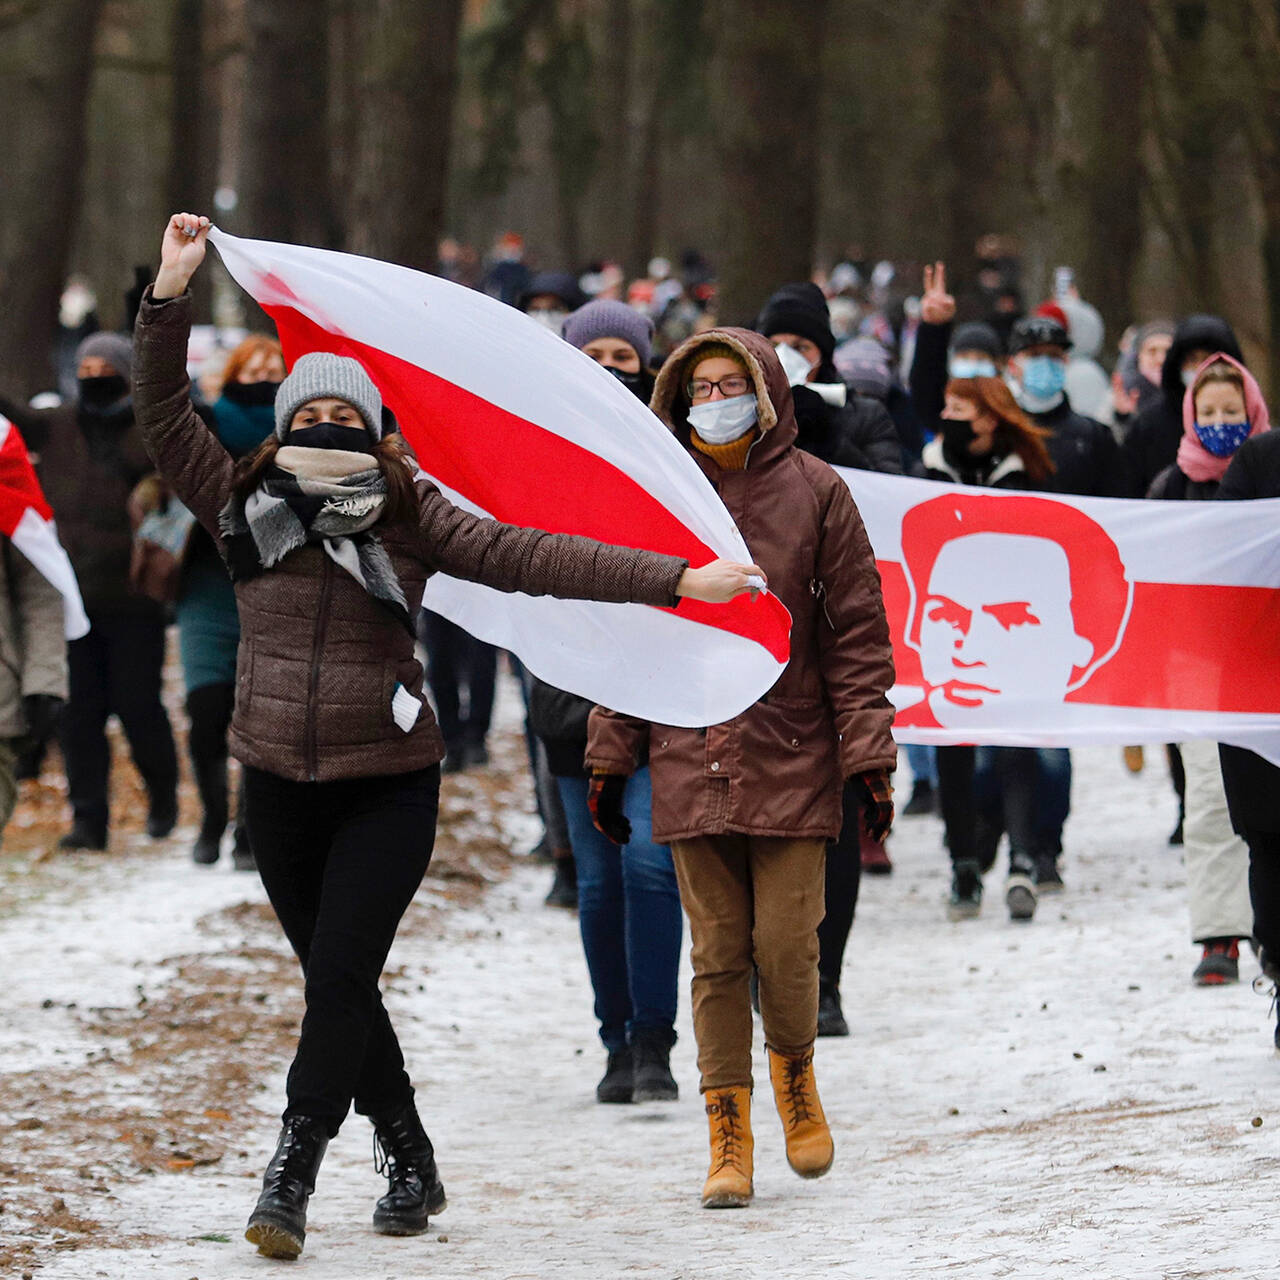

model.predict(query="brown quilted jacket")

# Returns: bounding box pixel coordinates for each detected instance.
[132,288,687,782]
[586,328,897,843]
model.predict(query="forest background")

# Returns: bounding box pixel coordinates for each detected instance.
[3,0,1278,395]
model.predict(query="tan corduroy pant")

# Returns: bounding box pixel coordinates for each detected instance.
[670,834,826,1091]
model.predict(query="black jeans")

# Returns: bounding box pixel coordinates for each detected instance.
[937,745,1038,874]
[60,613,178,832]
[421,610,497,754]
[1239,829,1280,961]
[186,682,235,839]
[818,780,862,987]
[243,764,441,1134]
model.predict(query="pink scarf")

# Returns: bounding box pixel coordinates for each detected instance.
[1176,352,1270,483]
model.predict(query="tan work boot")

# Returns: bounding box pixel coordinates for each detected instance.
[701,1086,753,1208]
[767,1045,834,1178]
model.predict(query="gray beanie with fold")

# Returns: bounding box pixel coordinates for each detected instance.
[273,352,383,441]
[561,299,654,368]
[76,331,133,381]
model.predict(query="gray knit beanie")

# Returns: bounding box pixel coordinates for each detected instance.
[273,352,383,441]
[76,331,132,381]
[561,299,654,368]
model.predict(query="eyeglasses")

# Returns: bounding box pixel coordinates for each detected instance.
[686,375,751,401]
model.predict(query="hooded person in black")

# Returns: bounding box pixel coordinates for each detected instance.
[754,281,900,1038]
[1119,314,1243,497]
[756,282,903,476]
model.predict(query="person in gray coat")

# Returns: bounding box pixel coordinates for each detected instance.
[0,536,68,834]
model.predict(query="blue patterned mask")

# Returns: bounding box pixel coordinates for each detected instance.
[1194,419,1250,458]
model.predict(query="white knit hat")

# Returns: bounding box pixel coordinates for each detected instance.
[274,352,383,441]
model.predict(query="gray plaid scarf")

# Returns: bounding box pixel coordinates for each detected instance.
[218,445,411,633]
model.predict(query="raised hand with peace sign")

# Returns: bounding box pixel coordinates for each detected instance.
[920,260,957,326]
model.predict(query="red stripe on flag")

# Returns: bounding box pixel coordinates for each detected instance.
[0,416,52,531]
[878,560,1280,714]
[266,305,791,664]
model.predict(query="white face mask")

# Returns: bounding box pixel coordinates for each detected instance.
[688,392,759,445]
[774,341,813,387]
[529,309,568,331]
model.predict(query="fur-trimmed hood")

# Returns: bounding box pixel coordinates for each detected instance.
[651,327,798,463]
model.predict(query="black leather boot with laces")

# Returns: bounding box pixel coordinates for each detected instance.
[244,1115,330,1259]
[371,1100,447,1235]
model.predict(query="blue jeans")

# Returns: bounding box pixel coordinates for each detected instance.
[557,769,682,1052]
[905,743,937,787]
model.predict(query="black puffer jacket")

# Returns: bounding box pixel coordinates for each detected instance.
[1032,396,1121,497]
[791,384,904,474]
[1119,315,1242,497]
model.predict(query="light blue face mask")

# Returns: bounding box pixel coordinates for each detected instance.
[1194,418,1250,458]
[1019,355,1067,401]
[949,356,998,380]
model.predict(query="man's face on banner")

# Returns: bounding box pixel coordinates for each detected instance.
[918,533,1094,722]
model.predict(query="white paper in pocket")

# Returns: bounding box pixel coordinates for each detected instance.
[391,683,422,733]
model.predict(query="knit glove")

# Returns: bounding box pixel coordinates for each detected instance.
[855,769,894,843]
[588,773,632,846]
[21,693,64,747]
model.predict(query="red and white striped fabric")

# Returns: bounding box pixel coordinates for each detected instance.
[838,468,1280,759]
[0,415,88,640]
[209,229,791,728]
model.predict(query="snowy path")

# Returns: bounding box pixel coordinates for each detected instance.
[6,736,1278,1279]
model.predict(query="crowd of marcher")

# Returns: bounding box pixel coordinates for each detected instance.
[1,218,1278,1262]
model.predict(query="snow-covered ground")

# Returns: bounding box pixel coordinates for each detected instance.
[4,699,1277,1279]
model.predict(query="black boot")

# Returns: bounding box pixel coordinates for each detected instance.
[146,793,178,840]
[544,856,578,909]
[370,1100,447,1235]
[59,817,107,851]
[596,1047,634,1103]
[191,758,228,865]
[244,1115,329,1259]
[817,976,849,1037]
[231,822,256,872]
[631,1028,678,1102]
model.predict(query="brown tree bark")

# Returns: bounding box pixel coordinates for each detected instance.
[0,0,106,397]
[1079,0,1148,343]
[236,0,337,249]
[346,0,465,271]
[707,0,828,326]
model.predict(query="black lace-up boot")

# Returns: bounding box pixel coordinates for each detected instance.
[371,1100,447,1235]
[244,1115,330,1259]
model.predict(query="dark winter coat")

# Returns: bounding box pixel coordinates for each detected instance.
[792,384,904,475]
[1119,315,1243,497]
[1032,396,1122,498]
[586,328,897,844]
[0,393,161,620]
[133,288,688,784]
[908,319,953,431]
[528,678,595,778]
[1146,465,1219,502]
[919,437,1034,490]
[1215,433,1280,831]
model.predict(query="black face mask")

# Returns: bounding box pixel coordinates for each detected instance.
[78,374,128,410]
[940,418,977,454]
[288,422,374,453]
[608,366,654,402]
[223,379,279,407]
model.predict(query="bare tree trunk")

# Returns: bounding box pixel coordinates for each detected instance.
[0,0,106,397]
[708,0,827,325]
[169,0,219,322]
[346,0,464,271]
[1079,0,1147,340]
[237,0,337,249]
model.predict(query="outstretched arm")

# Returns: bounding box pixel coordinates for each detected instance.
[417,480,764,607]
[132,214,235,536]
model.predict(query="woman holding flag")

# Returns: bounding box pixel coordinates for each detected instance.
[134,213,763,1261]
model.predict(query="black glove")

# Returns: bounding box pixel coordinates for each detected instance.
[21,693,64,746]
[588,773,631,846]
[855,768,895,843]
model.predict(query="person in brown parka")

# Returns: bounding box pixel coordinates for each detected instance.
[586,330,897,1208]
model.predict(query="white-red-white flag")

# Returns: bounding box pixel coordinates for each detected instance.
[838,468,1280,759]
[0,416,88,640]
[209,228,791,727]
